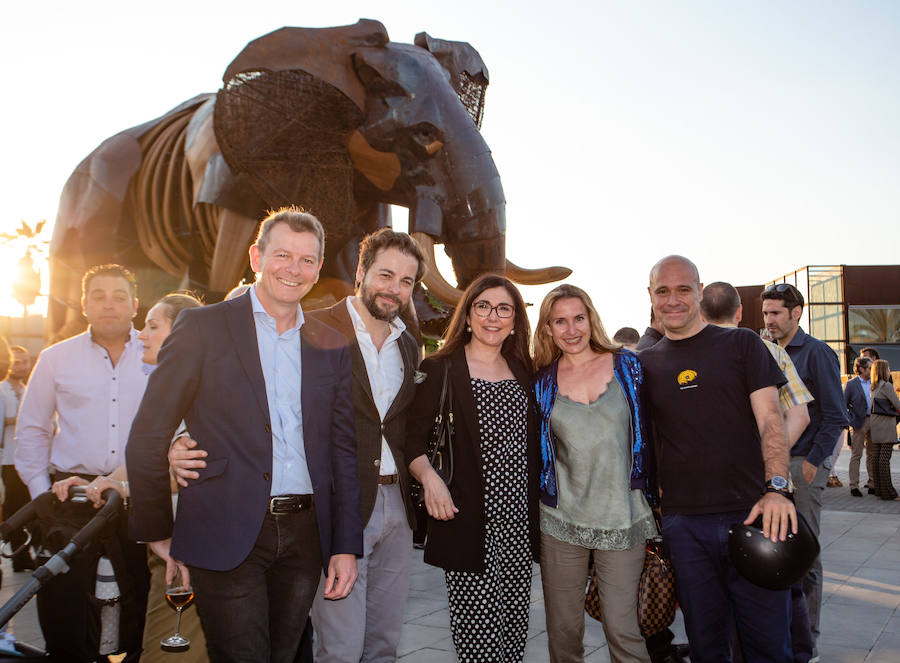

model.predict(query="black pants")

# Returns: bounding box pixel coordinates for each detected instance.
[35,507,150,662]
[1,465,33,567]
[873,443,898,499]
[190,508,323,663]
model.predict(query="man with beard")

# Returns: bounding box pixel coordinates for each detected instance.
[171,228,425,663]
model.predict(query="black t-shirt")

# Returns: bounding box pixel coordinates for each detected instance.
[639,324,786,515]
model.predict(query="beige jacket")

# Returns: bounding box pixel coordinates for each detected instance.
[870,380,900,444]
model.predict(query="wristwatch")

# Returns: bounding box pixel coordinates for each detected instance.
[765,475,791,496]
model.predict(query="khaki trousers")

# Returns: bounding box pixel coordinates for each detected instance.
[540,531,650,663]
[848,418,874,489]
[141,550,208,663]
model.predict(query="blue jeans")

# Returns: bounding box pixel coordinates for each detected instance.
[662,511,792,663]
[190,508,323,663]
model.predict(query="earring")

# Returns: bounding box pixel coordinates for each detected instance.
[510,329,515,335]
[466,325,471,332]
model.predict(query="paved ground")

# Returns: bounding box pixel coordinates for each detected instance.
[2,444,899,661]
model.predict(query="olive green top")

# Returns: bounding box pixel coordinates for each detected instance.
[540,379,656,550]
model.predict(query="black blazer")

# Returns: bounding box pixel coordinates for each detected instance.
[844,376,868,431]
[126,292,363,572]
[405,346,540,573]
[307,299,420,529]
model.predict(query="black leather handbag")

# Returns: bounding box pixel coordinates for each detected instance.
[410,360,455,504]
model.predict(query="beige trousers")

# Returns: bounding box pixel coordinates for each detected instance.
[540,531,650,663]
[141,549,209,663]
[848,418,874,488]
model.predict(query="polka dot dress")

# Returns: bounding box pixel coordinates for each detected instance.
[445,378,532,663]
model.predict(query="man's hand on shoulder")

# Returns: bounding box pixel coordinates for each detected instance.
[322,553,358,600]
[744,492,798,543]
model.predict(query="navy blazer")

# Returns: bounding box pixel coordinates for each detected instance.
[844,376,869,431]
[126,292,362,572]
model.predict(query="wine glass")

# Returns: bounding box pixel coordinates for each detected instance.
[161,580,194,651]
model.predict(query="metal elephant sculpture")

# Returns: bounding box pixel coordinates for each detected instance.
[49,19,570,340]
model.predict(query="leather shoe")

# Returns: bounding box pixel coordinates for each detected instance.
[850,488,863,497]
[868,487,876,495]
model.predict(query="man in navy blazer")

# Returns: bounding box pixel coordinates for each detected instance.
[127,207,362,662]
[844,356,874,496]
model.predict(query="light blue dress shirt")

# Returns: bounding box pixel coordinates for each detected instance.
[250,286,313,495]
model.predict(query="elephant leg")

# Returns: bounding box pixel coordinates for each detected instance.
[209,209,259,292]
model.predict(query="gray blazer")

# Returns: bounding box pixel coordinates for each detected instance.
[870,380,900,444]
[307,300,420,529]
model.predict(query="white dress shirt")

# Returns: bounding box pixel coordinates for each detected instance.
[0,380,23,466]
[15,328,148,497]
[346,297,406,475]
[250,286,313,495]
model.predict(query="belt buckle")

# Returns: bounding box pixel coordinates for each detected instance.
[269,496,292,515]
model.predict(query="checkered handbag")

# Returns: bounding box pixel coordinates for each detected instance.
[583,536,677,637]
[637,536,677,637]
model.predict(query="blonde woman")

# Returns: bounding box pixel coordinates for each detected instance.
[533,284,657,663]
[870,359,900,500]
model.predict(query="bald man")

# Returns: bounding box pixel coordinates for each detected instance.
[639,256,796,663]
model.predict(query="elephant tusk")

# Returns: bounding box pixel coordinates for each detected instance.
[505,260,573,286]
[411,232,465,305]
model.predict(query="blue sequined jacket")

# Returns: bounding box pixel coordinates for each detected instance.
[534,349,659,509]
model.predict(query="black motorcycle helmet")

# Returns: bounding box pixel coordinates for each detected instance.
[728,513,819,591]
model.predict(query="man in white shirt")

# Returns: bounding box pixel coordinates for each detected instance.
[1,345,33,570]
[15,264,150,661]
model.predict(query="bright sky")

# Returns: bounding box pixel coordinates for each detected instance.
[2,0,899,331]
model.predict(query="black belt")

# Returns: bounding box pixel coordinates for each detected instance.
[377,474,399,485]
[268,494,314,514]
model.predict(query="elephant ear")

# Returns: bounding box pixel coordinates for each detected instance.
[213,23,387,248]
[414,32,489,128]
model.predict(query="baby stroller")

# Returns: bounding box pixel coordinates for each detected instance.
[0,486,124,660]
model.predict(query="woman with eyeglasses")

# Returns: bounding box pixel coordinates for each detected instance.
[533,284,658,663]
[870,359,900,500]
[406,274,540,662]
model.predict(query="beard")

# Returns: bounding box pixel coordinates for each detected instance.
[360,284,403,322]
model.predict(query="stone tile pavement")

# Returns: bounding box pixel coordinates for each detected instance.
[1,445,898,661]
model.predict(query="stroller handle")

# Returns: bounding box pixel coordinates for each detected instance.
[0,486,121,545]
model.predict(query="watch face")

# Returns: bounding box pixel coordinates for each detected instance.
[769,475,788,490]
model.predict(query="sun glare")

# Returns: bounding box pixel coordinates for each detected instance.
[0,222,50,318]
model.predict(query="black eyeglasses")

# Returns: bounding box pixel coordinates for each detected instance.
[472,300,515,319]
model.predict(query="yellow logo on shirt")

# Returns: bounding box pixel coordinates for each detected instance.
[677,370,698,386]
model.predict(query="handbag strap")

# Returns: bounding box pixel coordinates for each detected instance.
[438,359,453,419]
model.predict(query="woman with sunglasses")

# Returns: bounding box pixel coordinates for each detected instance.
[406,274,540,662]
[533,284,658,663]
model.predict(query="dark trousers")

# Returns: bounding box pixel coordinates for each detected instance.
[190,508,323,663]
[662,511,792,663]
[873,443,898,499]
[35,508,150,662]
[2,465,33,567]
